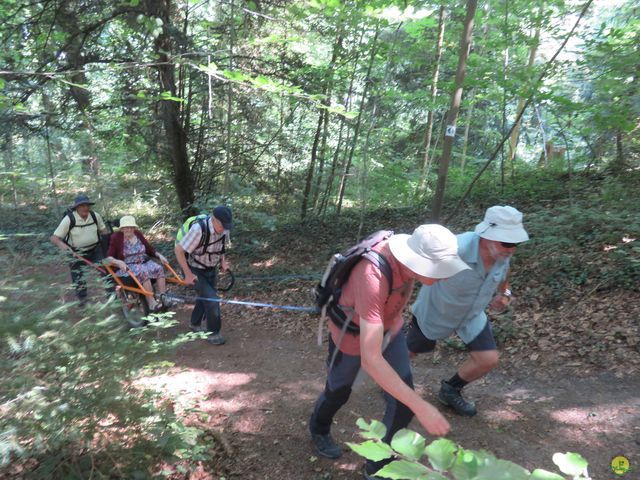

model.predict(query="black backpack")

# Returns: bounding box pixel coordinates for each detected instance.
[62,209,101,252]
[314,230,394,334]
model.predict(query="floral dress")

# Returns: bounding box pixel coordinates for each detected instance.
[117,236,165,282]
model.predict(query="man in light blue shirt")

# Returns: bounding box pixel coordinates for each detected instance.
[407,206,529,416]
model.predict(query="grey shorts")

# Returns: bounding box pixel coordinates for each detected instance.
[406,315,497,353]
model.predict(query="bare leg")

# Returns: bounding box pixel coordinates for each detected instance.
[142,279,157,307]
[457,350,499,382]
[156,277,167,294]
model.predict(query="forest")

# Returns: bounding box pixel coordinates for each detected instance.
[0,0,638,479]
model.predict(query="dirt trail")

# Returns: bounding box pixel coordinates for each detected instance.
[150,303,640,480]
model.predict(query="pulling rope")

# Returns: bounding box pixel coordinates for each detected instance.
[235,273,320,282]
[161,292,318,313]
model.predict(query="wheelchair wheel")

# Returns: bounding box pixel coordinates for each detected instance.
[116,287,150,328]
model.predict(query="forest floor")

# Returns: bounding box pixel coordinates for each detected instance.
[150,296,640,480]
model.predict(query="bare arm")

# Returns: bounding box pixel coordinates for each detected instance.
[174,243,196,285]
[50,235,71,252]
[359,320,450,436]
[103,256,127,270]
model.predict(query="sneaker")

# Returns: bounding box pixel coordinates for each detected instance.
[438,380,477,417]
[160,295,177,308]
[309,421,342,459]
[207,333,226,345]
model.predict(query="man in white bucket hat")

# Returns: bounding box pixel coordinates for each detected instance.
[407,206,529,417]
[309,224,469,479]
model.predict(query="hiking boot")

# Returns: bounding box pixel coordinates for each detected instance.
[438,380,477,417]
[207,333,226,345]
[189,323,204,333]
[310,431,342,459]
[309,416,342,459]
[160,294,177,308]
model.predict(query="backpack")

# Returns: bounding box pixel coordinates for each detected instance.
[62,209,101,252]
[314,230,394,335]
[176,214,226,267]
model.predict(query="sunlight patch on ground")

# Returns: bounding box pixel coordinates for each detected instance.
[483,407,525,422]
[503,388,556,404]
[251,257,277,268]
[550,404,639,428]
[139,369,256,397]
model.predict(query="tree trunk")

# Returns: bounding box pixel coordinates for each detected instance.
[507,22,541,175]
[318,27,364,216]
[301,110,325,219]
[459,90,476,174]
[417,5,446,194]
[614,129,625,172]
[431,0,477,221]
[149,0,194,211]
[3,130,18,208]
[500,0,510,191]
[223,0,236,197]
[312,31,343,212]
[336,23,380,215]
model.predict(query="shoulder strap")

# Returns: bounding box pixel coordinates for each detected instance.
[362,250,393,296]
[90,211,100,244]
[64,211,75,243]
[196,217,210,249]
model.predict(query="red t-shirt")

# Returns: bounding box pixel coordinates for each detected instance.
[328,240,414,356]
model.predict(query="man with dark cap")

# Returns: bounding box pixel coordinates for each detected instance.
[50,194,110,303]
[175,206,233,345]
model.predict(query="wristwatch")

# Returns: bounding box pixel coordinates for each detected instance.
[501,288,512,298]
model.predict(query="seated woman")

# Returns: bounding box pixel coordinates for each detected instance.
[104,215,169,311]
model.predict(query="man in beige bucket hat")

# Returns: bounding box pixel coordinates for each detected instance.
[407,206,529,417]
[309,224,469,480]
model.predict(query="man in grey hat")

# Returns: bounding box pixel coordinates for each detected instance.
[175,205,233,345]
[406,205,529,417]
[308,225,469,480]
[51,194,110,303]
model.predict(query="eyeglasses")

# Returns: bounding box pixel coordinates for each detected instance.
[500,242,518,249]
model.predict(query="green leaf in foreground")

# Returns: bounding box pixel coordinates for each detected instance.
[346,440,394,461]
[451,449,478,480]
[425,438,457,471]
[391,429,426,461]
[530,469,566,480]
[475,458,530,480]
[375,459,433,479]
[552,452,588,476]
[356,418,387,440]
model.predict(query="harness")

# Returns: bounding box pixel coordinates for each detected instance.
[64,210,101,252]
[189,217,226,269]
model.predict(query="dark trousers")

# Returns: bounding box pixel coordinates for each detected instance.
[310,333,415,474]
[191,267,221,334]
[69,247,105,300]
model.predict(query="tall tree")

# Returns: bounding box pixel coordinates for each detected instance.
[146,0,194,211]
[431,0,478,220]
[417,5,446,194]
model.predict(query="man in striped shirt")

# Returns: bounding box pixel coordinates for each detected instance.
[175,206,232,345]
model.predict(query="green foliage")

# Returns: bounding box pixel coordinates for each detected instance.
[0,268,215,477]
[348,419,590,480]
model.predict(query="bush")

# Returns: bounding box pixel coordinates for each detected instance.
[348,419,590,480]
[0,271,215,478]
